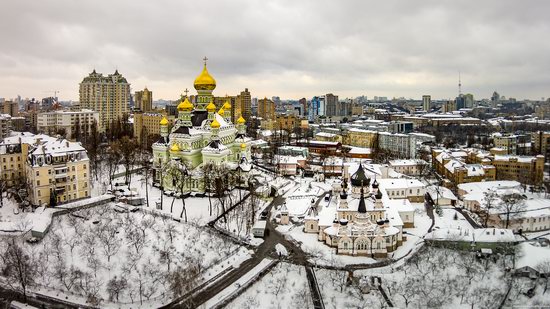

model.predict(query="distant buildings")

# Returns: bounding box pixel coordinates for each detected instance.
[422,95,431,112]
[134,87,153,112]
[79,70,130,132]
[236,88,252,122]
[532,131,550,157]
[258,97,275,120]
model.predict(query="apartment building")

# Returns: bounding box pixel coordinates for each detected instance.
[378,132,416,158]
[36,109,99,140]
[1,132,91,206]
[79,70,130,132]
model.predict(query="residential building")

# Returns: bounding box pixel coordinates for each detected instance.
[389,159,428,176]
[532,131,550,157]
[36,109,99,140]
[343,128,377,148]
[324,93,339,117]
[422,95,431,111]
[0,101,19,116]
[0,132,91,206]
[79,70,130,132]
[492,133,530,155]
[236,88,252,122]
[134,87,153,112]
[0,114,12,138]
[378,132,416,158]
[133,111,170,148]
[258,97,275,120]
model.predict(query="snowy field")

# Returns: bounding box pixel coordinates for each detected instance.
[226,262,313,309]
[4,203,242,307]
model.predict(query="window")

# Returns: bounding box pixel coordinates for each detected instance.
[2,158,5,163]
[37,180,40,186]
[36,171,39,176]
[73,184,76,190]
[38,190,41,196]
[310,224,314,230]
[72,166,75,172]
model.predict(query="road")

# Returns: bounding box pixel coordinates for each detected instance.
[170,195,311,308]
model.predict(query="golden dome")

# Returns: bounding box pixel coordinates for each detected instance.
[160,117,169,125]
[240,143,246,149]
[206,100,217,112]
[194,63,216,91]
[218,108,225,116]
[223,100,231,109]
[170,143,180,152]
[237,115,246,124]
[177,97,193,111]
[210,118,220,128]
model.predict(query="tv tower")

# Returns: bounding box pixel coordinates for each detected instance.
[458,72,462,96]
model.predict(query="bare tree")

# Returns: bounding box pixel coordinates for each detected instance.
[536,259,550,294]
[106,275,128,302]
[0,238,36,300]
[481,189,499,227]
[498,193,527,229]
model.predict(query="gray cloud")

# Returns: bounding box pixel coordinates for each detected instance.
[1,0,549,101]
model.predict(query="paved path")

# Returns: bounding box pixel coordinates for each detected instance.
[305,266,325,309]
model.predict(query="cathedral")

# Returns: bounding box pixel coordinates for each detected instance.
[152,59,252,191]
[304,163,413,258]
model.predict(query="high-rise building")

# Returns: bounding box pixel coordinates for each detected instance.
[79,70,130,132]
[0,101,19,116]
[258,97,275,120]
[299,98,307,117]
[134,87,153,112]
[464,93,474,108]
[324,93,339,117]
[491,91,500,108]
[236,88,251,122]
[422,95,431,112]
[455,95,465,110]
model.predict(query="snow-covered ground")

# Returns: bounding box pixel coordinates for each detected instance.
[225,262,313,309]
[5,203,243,307]
[433,208,474,231]
[203,258,277,308]
[315,268,387,309]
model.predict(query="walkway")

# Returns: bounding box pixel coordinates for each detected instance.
[305,266,325,309]
[453,207,481,228]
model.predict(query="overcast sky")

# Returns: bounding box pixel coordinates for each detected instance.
[1,0,549,101]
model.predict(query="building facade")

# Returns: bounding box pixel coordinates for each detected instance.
[36,109,99,140]
[152,60,252,191]
[0,132,91,206]
[79,70,130,132]
[134,87,153,112]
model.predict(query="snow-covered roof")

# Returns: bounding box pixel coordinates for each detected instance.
[378,178,424,190]
[426,186,457,201]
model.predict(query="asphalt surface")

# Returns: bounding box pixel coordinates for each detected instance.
[173,195,311,308]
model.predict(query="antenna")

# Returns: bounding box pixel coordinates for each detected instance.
[458,71,462,96]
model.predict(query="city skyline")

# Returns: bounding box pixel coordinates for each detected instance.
[1,0,550,101]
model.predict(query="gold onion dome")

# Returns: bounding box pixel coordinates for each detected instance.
[237,115,246,124]
[178,97,193,111]
[223,100,231,109]
[218,108,225,116]
[240,143,246,149]
[194,64,216,91]
[206,101,217,112]
[210,118,221,128]
[170,143,180,152]
[160,117,169,125]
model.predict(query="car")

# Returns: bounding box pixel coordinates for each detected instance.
[26,237,40,244]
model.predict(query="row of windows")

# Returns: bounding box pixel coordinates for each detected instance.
[2,157,21,163]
